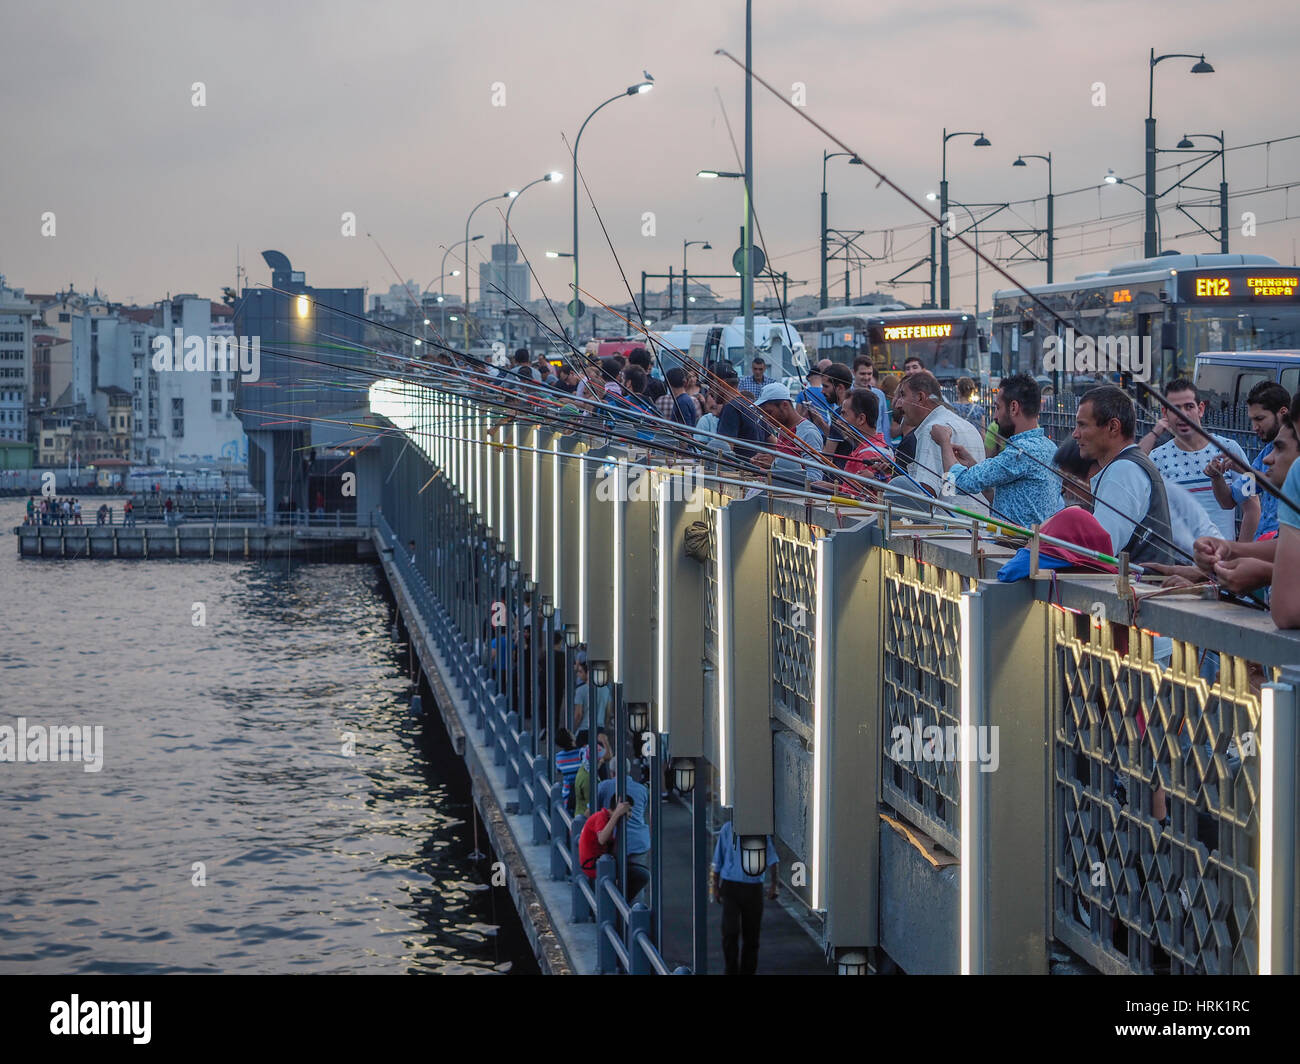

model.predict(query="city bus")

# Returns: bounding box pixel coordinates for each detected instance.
[990,252,1300,393]
[791,306,985,383]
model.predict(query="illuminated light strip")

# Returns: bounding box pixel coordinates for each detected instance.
[578,453,587,640]
[716,506,732,808]
[486,414,493,529]
[958,591,981,975]
[498,434,506,542]
[1260,684,1276,975]
[512,423,520,561]
[656,478,669,733]
[612,461,623,684]
[811,535,830,911]
[530,437,540,580]
[552,439,561,612]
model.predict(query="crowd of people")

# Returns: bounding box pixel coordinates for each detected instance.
[489,342,1298,633]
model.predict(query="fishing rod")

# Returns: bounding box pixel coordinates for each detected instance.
[258,281,1190,565]
[706,47,1225,566]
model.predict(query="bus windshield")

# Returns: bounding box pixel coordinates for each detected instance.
[798,313,980,379]
[1182,306,1300,354]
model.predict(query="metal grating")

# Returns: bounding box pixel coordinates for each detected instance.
[1052,609,1263,974]
[703,506,719,664]
[770,522,817,726]
[879,550,971,854]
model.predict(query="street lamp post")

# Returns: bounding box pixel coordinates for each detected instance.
[931,195,982,319]
[1146,49,1215,257]
[682,239,711,324]
[500,172,563,347]
[743,0,754,361]
[821,152,864,309]
[1176,131,1229,253]
[465,193,516,351]
[570,78,654,345]
[439,236,481,345]
[1012,153,1053,283]
[940,129,990,308]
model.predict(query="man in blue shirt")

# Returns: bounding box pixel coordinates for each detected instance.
[596,761,651,901]
[931,372,1063,528]
[715,364,768,459]
[572,660,610,731]
[711,819,778,975]
[1207,381,1289,540]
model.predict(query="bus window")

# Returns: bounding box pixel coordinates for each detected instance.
[1194,364,1237,413]
[1235,371,1269,407]
[1280,367,1300,395]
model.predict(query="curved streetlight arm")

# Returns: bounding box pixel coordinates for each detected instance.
[465,192,511,347]
[505,175,550,236]
[571,85,650,341]
[1149,50,1213,118]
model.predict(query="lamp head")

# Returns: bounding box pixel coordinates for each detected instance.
[925,191,939,202]
[627,703,649,734]
[1104,169,1121,185]
[524,577,536,593]
[540,595,554,619]
[564,623,580,649]
[590,660,610,687]
[740,835,768,877]
[1191,55,1214,74]
[697,170,721,180]
[1176,136,1194,149]
[671,757,695,795]
[973,133,991,147]
[1012,156,1027,167]
[546,171,564,183]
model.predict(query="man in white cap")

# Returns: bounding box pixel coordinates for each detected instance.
[752,382,824,486]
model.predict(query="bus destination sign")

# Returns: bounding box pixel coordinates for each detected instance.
[882,323,954,341]
[1180,270,1300,302]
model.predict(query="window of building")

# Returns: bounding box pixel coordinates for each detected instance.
[211,399,222,413]
[58,313,69,323]
[226,399,235,414]
[172,418,184,436]
[171,398,183,415]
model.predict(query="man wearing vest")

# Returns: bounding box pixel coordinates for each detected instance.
[1073,385,1176,568]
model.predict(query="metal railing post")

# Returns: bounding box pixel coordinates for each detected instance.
[628,904,652,975]
[551,789,568,880]
[532,756,549,845]
[596,855,617,973]
[516,729,532,802]
[571,815,589,921]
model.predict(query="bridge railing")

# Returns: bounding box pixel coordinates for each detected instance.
[375,507,682,975]
[372,387,1300,975]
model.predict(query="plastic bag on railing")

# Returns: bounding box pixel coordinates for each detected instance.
[684,521,710,563]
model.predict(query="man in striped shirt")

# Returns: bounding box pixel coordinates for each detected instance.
[554,728,584,802]
[1139,378,1257,541]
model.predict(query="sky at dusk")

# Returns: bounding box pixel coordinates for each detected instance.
[3,0,1299,317]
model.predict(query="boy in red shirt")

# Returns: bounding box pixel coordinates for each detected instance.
[578,796,633,879]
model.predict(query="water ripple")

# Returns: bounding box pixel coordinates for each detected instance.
[0,499,523,974]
